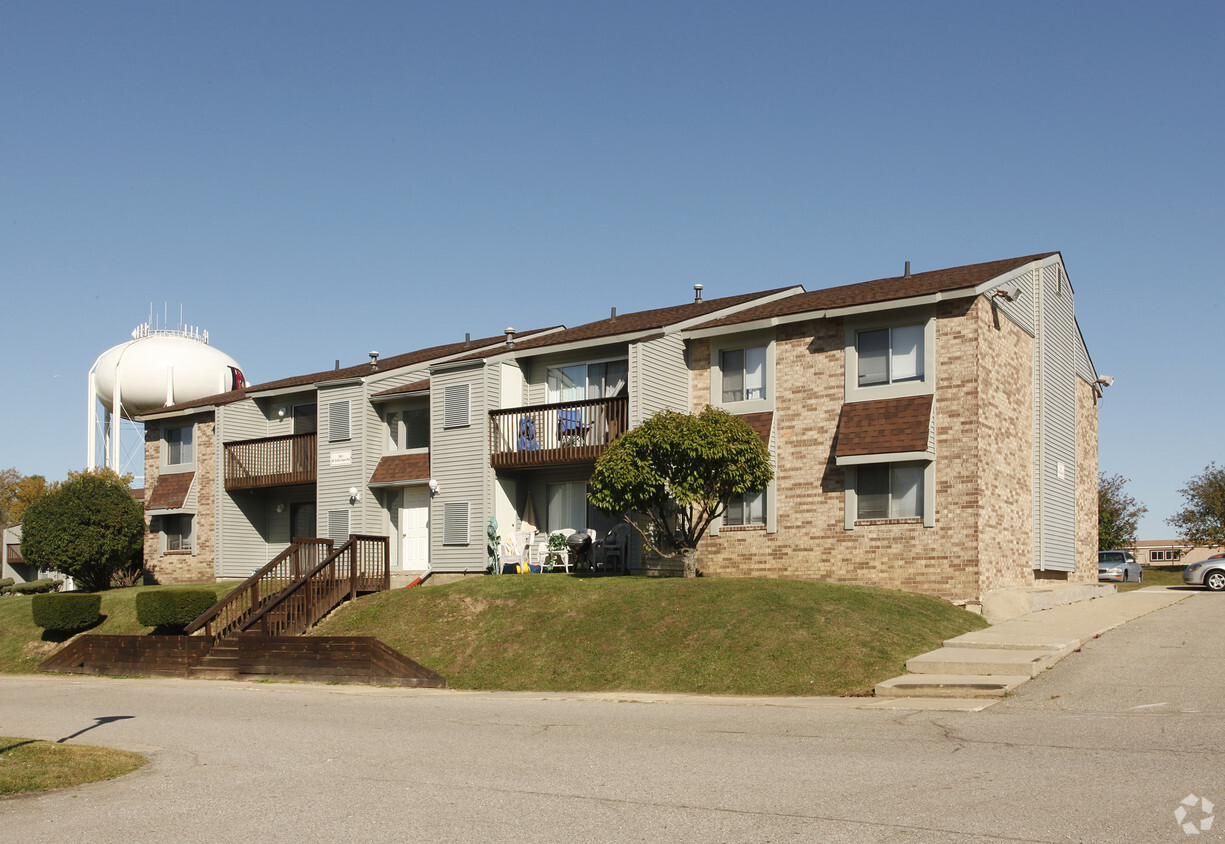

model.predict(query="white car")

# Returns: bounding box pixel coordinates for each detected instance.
[1183,553,1225,591]
[1098,550,1142,583]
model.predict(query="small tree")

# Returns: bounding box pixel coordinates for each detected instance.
[1098,472,1146,552]
[588,406,773,578]
[1167,463,1225,548]
[20,468,145,592]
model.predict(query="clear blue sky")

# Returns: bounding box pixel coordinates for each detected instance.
[2,1,1221,537]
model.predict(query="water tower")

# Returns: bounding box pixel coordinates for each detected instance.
[87,319,247,479]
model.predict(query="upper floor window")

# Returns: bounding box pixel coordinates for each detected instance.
[166,425,194,466]
[720,346,766,403]
[725,489,765,527]
[856,462,924,520]
[547,359,628,403]
[388,406,430,451]
[857,325,924,387]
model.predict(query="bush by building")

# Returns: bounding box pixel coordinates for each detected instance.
[135,589,217,630]
[31,593,101,631]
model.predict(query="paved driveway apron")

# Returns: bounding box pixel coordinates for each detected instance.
[3,590,1224,843]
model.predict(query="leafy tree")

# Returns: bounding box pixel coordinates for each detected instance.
[588,406,773,578]
[9,474,51,526]
[1098,473,1147,552]
[20,468,145,592]
[0,467,21,529]
[1167,463,1225,548]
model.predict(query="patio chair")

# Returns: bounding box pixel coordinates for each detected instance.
[498,532,529,574]
[517,417,540,452]
[557,408,588,447]
[594,523,631,574]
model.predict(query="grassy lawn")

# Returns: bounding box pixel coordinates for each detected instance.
[1116,565,1186,592]
[313,575,989,696]
[0,737,147,795]
[0,582,239,674]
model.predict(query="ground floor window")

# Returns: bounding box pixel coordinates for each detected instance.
[1150,549,1181,562]
[162,514,194,552]
[725,489,765,526]
[856,463,923,520]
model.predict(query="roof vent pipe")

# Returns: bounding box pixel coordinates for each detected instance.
[369,350,379,371]
[904,261,911,277]
[694,283,704,303]
[504,327,515,348]
[464,332,471,349]
[610,307,617,321]
[335,359,340,371]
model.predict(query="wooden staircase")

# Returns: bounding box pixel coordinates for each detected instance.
[40,534,446,688]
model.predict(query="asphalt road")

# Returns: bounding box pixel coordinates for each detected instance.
[3,589,1224,843]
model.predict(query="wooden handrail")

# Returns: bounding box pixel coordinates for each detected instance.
[241,535,390,638]
[185,538,335,640]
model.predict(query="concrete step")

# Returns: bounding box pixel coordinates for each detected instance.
[906,647,1061,678]
[188,666,239,680]
[875,673,1030,699]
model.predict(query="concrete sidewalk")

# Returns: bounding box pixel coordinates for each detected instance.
[867,585,1195,711]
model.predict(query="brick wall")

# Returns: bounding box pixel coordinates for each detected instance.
[689,297,1060,603]
[1073,378,1100,583]
[973,298,1037,595]
[143,414,217,585]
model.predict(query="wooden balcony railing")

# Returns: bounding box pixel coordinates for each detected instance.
[185,538,335,641]
[490,396,628,469]
[225,432,316,491]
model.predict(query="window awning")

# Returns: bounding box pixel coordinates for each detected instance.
[369,454,430,487]
[834,395,933,466]
[145,472,195,512]
[737,411,773,447]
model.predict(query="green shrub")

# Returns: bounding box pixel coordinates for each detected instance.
[31,593,101,631]
[12,578,64,595]
[135,589,218,630]
[0,577,13,595]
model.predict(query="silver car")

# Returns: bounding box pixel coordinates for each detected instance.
[1098,550,1142,583]
[1182,553,1225,591]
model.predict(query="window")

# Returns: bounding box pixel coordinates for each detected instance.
[1150,549,1181,562]
[388,407,429,451]
[290,502,316,539]
[293,404,317,435]
[444,384,470,429]
[548,360,629,404]
[857,325,924,387]
[162,514,193,552]
[856,463,924,520]
[548,482,588,531]
[720,346,766,403]
[166,425,193,466]
[725,490,765,527]
[328,401,351,442]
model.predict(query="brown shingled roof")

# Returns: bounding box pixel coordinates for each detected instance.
[372,378,430,399]
[453,287,799,361]
[835,395,933,457]
[146,472,195,511]
[738,411,773,446]
[142,331,545,417]
[698,254,1057,330]
[370,454,430,485]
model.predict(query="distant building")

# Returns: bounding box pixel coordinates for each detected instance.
[1129,539,1223,566]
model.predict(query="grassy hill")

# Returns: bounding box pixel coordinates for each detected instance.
[313,575,988,696]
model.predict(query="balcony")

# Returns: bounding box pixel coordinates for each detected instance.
[225,432,317,491]
[490,396,628,470]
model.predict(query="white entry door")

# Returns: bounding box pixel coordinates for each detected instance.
[400,487,430,573]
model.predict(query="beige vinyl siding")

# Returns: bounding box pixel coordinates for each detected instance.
[629,333,688,426]
[1033,259,1079,572]
[215,401,273,578]
[991,265,1038,337]
[317,383,366,540]
[428,362,490,572]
